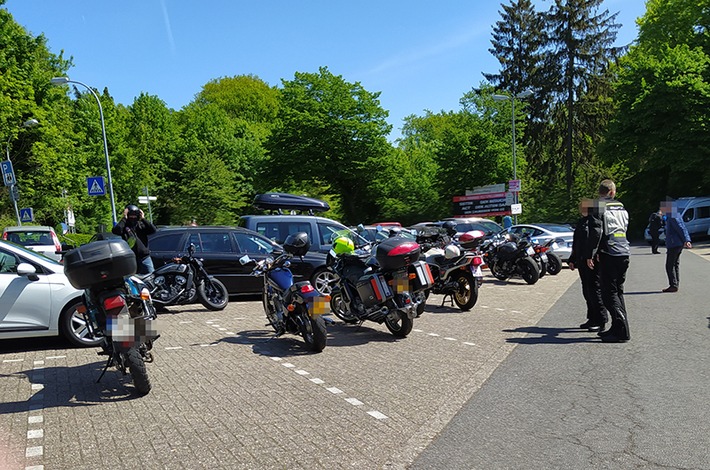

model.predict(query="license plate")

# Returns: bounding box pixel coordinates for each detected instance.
[541,253,548,262]
[308,296,330,316]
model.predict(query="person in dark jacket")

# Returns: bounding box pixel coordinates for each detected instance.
[660,200,692,293]
[648,209,664,254]
[569,198,607,331]
[585,179,630,343]
[112,204,157,274]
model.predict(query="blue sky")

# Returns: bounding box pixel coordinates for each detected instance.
[7,0,646,140]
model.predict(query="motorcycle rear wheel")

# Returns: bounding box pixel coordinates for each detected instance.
[518,256,540,285]
[384,311,413,338]
[125,347,151,395]
[546,252,563,275]
[197,278,229,311]
[298,312,327,352]
[451,271,478,311]
[329,290,358,324]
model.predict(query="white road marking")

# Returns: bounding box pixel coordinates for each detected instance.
[367,411,388,420]
[45,355,66,360]
[345,398,363,406]
[463,342,476,346]
[282,363,296,368]
[28,416,43,424]
[25,465,44,470]
[27,430,43,439]
[428,333,440,337]
[326,387,344,394]
[33,361,44,366]
[2,358,23,363]
[444,337,457,341]
[25,446,43,457]
[31,384,44,391]
[295,370,310,376]
[270,357,282,362]
[165,346,183,350]
[179,321,193,324]
[310,378,325,384]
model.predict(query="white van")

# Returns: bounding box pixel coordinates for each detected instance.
[675,197,710,240]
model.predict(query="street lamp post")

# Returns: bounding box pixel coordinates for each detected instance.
[50,77,118,225]
[493,90,533,224]
[5,118,39,225]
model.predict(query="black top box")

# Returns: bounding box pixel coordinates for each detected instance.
[64,239,137,290]
[253,193,330,214]
[375,238,421,271]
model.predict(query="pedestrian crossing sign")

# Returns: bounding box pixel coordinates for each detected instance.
[87,176,106,196]
[20,207,33,223]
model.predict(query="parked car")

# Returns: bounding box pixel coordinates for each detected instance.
[643,225,666,245]
[505,223,574,261]
[354,225,416,243]
[676,197,710,240]
[2,225,63,261]
[0,240,100,347]
[439,217,504,239]
[148,225,335,296]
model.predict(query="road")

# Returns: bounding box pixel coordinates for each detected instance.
[0,243,708,469]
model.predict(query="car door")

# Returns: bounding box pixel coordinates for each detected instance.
[0,248,53,332]
[232,231,279,294]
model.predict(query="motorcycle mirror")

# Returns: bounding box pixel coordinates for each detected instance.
[188,243,196,255]
[239,255,252,265]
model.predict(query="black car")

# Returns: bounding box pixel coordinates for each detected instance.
[148,226,334,296]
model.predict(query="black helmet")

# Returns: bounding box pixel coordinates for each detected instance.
[126,204,141,221]
[442,220,458,237]
[283,232,310,256]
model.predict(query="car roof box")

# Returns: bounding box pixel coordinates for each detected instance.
[253,193,330,214]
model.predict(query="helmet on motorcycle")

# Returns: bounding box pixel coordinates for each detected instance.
[442,220,458,237]
[444,244,461,259]
[283,232,310,256]
[332,236,355,255]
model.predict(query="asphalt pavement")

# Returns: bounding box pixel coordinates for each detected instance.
[412,243,710,470]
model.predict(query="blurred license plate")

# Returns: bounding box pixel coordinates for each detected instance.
[308,296,330,316]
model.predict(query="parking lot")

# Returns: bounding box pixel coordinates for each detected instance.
[0,266,579,470]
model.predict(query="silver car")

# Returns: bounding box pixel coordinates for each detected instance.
[0,240,99,347]
[2,225,63,261]
[506,223,574,261]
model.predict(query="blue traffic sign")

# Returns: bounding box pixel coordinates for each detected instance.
[20,207,33,223]
[1,160,16,186]
[87,176,106,196]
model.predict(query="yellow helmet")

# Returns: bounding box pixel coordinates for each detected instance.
[332,236,355,255]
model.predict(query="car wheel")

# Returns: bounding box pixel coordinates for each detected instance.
[311,268,336,295]
[59,298,102,348]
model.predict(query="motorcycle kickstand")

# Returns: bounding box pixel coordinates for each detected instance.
[96,357,113,384]
[439,294,455,308]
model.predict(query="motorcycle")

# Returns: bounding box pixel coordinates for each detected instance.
[416,228,485,311]
[327,233,429,337]
[528,237,563,277]
[239,232,328,352]
[482,232,540,285]
[64,239,160,395]
[143,244,229,311]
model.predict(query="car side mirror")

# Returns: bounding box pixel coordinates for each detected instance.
[17,262,39,281]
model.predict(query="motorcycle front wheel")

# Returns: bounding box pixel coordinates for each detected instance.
[518,256,540,285]
[298,312,327,352]
[329,290,359,324]
[125,347,151,395]
[197,277,229,311]
[384,310,413,338]
[546,252,563,275]
[489,261,509,281]
[451,271,478,311]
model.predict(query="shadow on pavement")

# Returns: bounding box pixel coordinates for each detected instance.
[0,362,143,416]
[504,325,601,344]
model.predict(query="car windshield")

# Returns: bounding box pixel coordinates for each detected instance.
[5,231,54,246]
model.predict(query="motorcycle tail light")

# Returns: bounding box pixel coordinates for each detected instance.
[472,256,484,267]
[300,284,315,294]
[103,295,126,310]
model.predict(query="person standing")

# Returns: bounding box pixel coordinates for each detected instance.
[569,198,607,331]
[112,204,157,274]
[585,180,631,343]
[661,200,692,293]
[648,209,664,254]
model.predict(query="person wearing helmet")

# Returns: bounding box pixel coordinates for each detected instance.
[112,204,158,274]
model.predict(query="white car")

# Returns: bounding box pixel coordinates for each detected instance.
[506,223,574,261]
[0,240,99,347]
[2,225,63,261]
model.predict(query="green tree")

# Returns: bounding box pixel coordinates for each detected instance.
[265,67,392,223]
[601,0,710,234]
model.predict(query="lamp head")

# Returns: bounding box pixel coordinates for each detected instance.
[50,77,70,85]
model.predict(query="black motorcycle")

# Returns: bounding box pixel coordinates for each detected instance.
[65,239,160,395]
[528,237,563,277]
[482,233,540,285]
[143,244,229,311]
[327,234,427,337]
[240,232,328,352]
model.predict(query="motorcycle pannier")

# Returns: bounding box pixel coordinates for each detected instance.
[356,273,393,307]
[375,238,421,271]
[409,261,435,292]
[64,239,137,289]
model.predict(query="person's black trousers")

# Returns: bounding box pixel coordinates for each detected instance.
[599,253,630,340]
[578,262,607,325]
[665,246,683,288]
[650,233,660,253]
